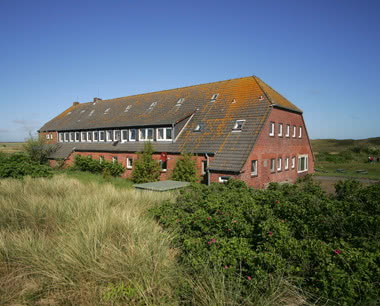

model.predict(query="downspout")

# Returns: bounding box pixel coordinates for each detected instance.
[205,153,210,186]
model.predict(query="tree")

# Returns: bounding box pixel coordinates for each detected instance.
[171,152,197,182]
[23,133,58,164]
[132,142,161,183]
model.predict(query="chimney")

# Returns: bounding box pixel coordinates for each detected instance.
[93,97,102,103]
[73,101,80,106]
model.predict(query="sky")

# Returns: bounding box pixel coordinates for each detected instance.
[0,0,379,142]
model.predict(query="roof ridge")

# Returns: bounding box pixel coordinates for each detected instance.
[251,76,272,106]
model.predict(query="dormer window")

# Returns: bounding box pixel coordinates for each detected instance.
[175,98,185,106]
[194,123,204,132]
[89,110,95,116]
[104,108,110,114]
[233,120,245,131]
[148,102,157,111]
[210,94,219,102]
[157,127,173,141]
[66,112,72,116]
[124,105,132,112]
[140,128,154,141]
[80,110,86,114]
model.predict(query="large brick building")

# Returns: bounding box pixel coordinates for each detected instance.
[39,76,314,188]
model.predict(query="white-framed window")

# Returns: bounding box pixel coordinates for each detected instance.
[201,160,207,175]
[69,132,74,142]
[219,176,230,183]
[176,98,185,106]
[285,157,289,170]
[292,157,296,169]
[278,123,283,137]
[87,131,92,142]
[299,126,302,138]
[233,120,245,131]
[127,157,133,169]
[251,160,258,176]
[148,102,157,111]
[93,131,98,142]
[112,156,118,164]
[114,130,121,142]
[160,159,167,172]
[157,127,173,141]
[99,156,104,163]
[286,124,290,137]
[99,131,105,142]
[121,130,128,142]
[140,128,153,141]
[81,131,87,142]
[293,125,296,138]
[298,155,308,173]
[124,105,132,112]
[269,122,275,136]
[270,158,275,172]
[277,157,282,171]
[45,134,49,140]
[75,132,80,142]
[194,123,204,132]
[129,129,136,141]
[210,93,219,102]
[106,130,113,142]
[59,133,63,142]
[104,108,110,114]
[64,132,69,142]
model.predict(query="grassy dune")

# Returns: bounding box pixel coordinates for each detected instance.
[0,142,24,154]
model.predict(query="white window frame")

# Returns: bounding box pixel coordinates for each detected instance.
[93,131,98,142]
[81,131,87,142]
[106,130,113,142]
[112,156,118,164]
[293,125,296,138]
[127,157,133,169]
[297,155,308,173]
[285,157,289,170]
[160,159,167,172]
[114,130,121,142]
[210,93,219,102]
[270,158,275,172]
[45,134,49,140]
[75,132,80,142]
[201,160,207,175]
[87,131,92,142]
[175,98,185,106]
[129,129,136,141]
[99,156,104,163]
[121,130,128,142]
[269,122,275,136]
[277,157,282,171]
[140,128,154,141]
[251,160,258,176]
[299,126,302,138]
[64,132,69,142]
[69,132,74,142]
[286,124,290,137]
[233,120,245,131]
[219,176,230,183]
[278,123,283,137]
[99,131,105,142]
[59,133,63,142]
[292,157,296,169]
[157,127,173,141]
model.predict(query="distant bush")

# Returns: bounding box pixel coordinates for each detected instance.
[23,134,58,164]
[131,142,160,183]
[72,155,125,177]
[0,153,52,179]
[151,177,380,305]
[171,153,198,182]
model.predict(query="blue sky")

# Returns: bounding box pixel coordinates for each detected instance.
[0,0,379,142]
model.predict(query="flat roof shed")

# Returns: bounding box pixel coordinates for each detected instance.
[133,180,190,192]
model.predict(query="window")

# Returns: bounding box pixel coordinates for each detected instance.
[277,157,282,171]
[140,128,153,141]
[127,157,133,169]
[176,98,185,106]
[269,122,275,136]
[112,156,118,164]
[114,130,121,142]
[292,157,295,169]
[106,130,113,142]
[93,131,98,142]
[233,120,245,131]
[129,129,136,141]
[99,131,105,142]
[210,94,219,102]
[297,155,308,173]
[88,110,95,117]
[87,155,92,159]
[278,123,283,137]
[160,159,167,172]
[64,132,69,142]
[286,124,290,137]
[87,131,92,142]
[121,130,128,142]
[59,133,63,142]
[157,127,173,141]
[293,125,296,138]
[45,134,49,140]
[81,132,87,142]
[104,108,110,114]
[99,156,104,163]
[124,105,132,112]
[299,127,302,138]
[148,102,157,111]
[219,176,231,183]
[194,123,204,132]
[75,132,80,142]
[285,157,289,170]
[70,132,74,142]
[251,160,258,176]
[270,158,275,172]
[201,160,207,175]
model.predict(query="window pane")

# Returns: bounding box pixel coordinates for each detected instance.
[148,129,153,139]
[166,128,172,139]
[158,128,164,139]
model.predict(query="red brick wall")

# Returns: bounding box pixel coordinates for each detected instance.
[39,131,58,144]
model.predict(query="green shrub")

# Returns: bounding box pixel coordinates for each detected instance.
[171,152,198,182]
[0,153,52,178]
[150,178,380,305]
[131,142,160,183]
[72,155,125,177]
[23,134,58,164]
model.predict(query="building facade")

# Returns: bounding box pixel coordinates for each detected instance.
[40,76,314,188]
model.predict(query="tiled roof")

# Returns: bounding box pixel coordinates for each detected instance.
[43,76,302,173]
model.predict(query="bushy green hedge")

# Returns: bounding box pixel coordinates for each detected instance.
[132,142,160,183]
[72,155,125,177]
[171,153,198,182]
[0,153,52,178]
[150,177,380,305]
